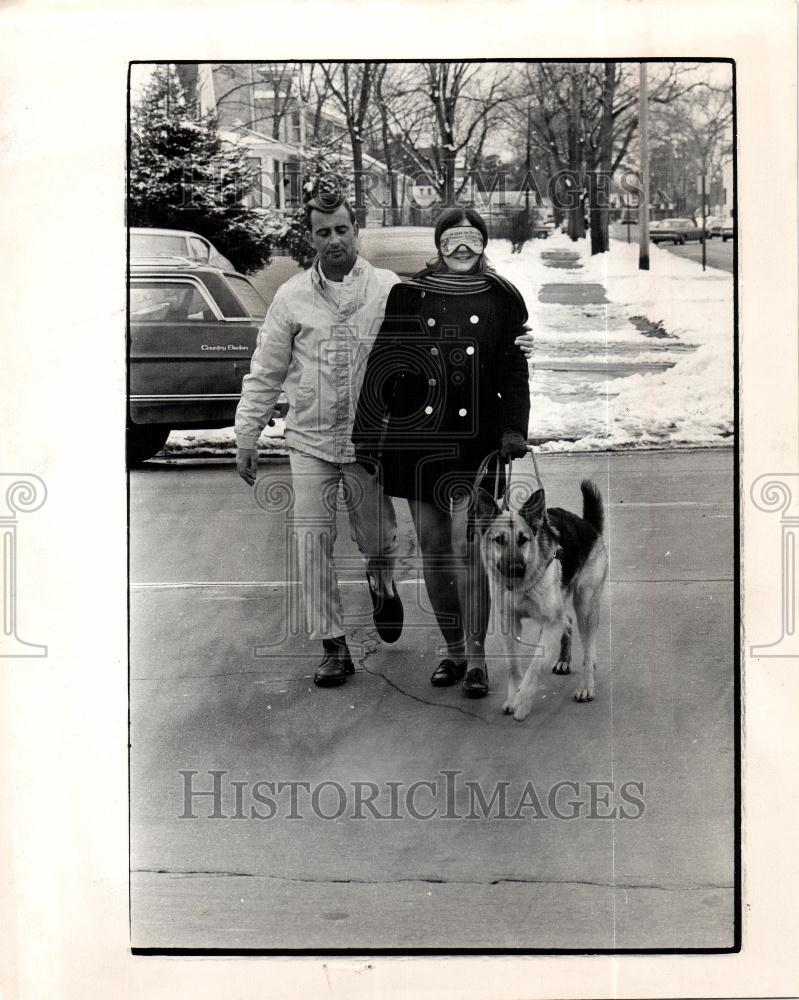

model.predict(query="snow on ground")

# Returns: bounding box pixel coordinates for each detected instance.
[165,232,733,458]
[488,233,734,450]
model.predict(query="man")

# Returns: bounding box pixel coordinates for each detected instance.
[236,190,403,688]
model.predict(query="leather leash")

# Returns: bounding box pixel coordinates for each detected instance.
[472,444,544,512]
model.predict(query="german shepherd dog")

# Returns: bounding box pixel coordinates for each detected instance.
[474,481,608,721]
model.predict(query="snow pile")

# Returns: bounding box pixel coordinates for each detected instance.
[488,233,734,450]
[528,339,732,451]
[607,339,732,444]
[165,420,288,458]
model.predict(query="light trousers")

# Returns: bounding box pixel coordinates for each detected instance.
[288,451,399,641]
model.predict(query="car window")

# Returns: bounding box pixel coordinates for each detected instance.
[131,233,187,256]
[130,281,218,322]
[225,275,268,320]
[189,237,210,262]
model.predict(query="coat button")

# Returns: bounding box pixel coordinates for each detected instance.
[427,317,436,327]
[428,378,437,386]
[470,315,479,324]
[458,408,468,417]
[430,347,439,356]
[424,405,434,415]
[466,346,475,355]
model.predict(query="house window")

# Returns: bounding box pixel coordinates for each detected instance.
[290,109,302,145]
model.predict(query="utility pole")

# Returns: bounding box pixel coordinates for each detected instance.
[525,101,532,213]
[638,62,650,270]
[700,172,707,271]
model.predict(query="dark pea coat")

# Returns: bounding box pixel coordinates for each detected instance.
[352,271,530,508]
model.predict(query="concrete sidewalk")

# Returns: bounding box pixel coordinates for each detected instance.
[129,448,736,951]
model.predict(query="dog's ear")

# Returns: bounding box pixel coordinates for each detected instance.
[472,487,501,533]
[546,522,562,559]
[520,488,548,530]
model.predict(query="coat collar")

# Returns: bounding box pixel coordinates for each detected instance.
[311,254,366,290]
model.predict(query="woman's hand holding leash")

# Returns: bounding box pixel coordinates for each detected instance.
[500,430,529,460]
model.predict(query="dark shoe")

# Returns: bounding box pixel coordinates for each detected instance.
[367,576,403,643]
[462,667,489,698]
[430,658,467,687]
[314,637,355,688]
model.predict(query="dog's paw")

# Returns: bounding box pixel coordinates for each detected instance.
[552,659,571,675]
[573,686,595,703]
[512,699,533,722]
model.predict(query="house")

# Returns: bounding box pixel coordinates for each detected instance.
[196,63,409,226]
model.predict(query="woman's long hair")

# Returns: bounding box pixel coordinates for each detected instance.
[427,206,493,273]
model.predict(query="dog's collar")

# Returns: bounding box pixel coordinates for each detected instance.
[541,549,561,574]
[504,548,561,590]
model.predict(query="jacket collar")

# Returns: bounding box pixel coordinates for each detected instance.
[311,254,366,290]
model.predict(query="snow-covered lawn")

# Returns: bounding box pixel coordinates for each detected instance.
[489,233,734,451]
[165,232,734,457]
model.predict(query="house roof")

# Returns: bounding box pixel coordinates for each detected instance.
[221,126,396,177]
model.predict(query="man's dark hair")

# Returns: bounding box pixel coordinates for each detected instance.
[303,175,357,231]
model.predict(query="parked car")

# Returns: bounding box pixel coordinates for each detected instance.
[127,259,280,463]
[649,218,704,244]
[720,219,734,241]
[357,226,435,275]
[130,227,235,270]
[704,215,723,239]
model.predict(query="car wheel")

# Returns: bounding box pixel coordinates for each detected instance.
[127,424,170,465]
[723,235,730,242]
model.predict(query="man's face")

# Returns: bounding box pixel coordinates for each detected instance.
[308,204,359,276]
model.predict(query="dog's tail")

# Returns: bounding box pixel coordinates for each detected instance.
[581,480,604,535]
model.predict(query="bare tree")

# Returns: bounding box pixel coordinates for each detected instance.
[648,83,733,219]
[296,62,339,144]
[382,62,512,206]
[211,63,298,139]
[507,61,713,252]
[259,63,297,140]
[320,62,379,225]
[371,64,402,224]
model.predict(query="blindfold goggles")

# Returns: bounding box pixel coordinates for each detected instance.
[439,226,486,256]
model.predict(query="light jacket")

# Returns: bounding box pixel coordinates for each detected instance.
[235,255,400,462]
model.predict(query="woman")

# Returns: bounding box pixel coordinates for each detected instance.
[353,207,530,698]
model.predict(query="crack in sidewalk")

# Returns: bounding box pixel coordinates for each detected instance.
[132,868,732,893]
